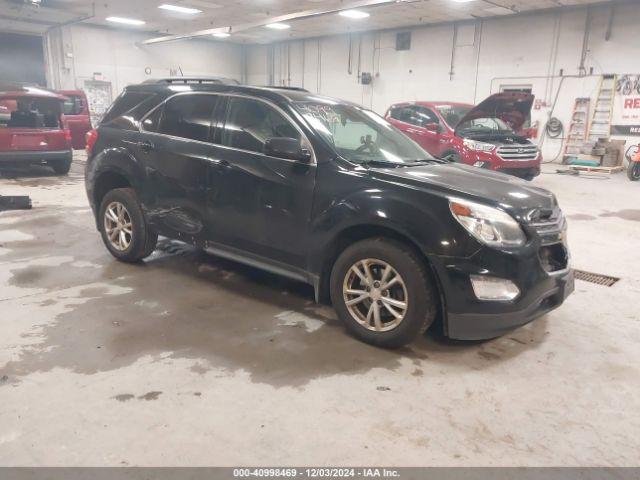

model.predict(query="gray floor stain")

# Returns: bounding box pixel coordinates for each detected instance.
[113,394,135,402]
[599,209,640,222]
[566,213,596,221]
[1,205,547,388]
[138,391,162,401]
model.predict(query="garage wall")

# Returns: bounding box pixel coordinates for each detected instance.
[245,2,640,160]
[44,24,243,95]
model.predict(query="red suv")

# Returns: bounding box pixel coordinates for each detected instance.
[0,84,73,175]
[385,93,541,180]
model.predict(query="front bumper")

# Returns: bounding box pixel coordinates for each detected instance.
[0,150,72,164]
[430,242,574,341]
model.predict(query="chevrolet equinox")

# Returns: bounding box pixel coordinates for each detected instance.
[85,79,574,348]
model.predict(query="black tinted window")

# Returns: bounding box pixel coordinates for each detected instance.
[157,94,217,142]
[102,91,154,125]
[63,95,83,115]
[141,106,163,132]
[412,106,439,126]
[221,97,299,154]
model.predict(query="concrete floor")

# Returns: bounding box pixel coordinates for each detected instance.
[0,154,639,466]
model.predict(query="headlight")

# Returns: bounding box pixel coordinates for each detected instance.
[463,139,496,152]
[449,199,526,247]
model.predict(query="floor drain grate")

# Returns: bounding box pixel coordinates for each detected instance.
[574,269,620,287]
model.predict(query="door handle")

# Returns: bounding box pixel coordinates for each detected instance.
[210,158,231,169]
[137,140,154,152]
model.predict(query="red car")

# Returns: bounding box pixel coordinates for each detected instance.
[385,93,542,180]
[0,84,73,175]
[58,89,91,150]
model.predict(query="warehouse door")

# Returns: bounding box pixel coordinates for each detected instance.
[0,33,46,85]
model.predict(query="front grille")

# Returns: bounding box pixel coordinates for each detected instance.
[497,145,539,161]
[527,207,566,246]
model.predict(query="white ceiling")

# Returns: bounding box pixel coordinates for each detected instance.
[0,0,617,42]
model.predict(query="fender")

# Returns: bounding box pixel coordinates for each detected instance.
[307,184,481,277]
[86,145,147,216]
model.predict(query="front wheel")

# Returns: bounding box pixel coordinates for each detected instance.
[330,238,437,348]
[98,188,158,262]
[627,161,640,181]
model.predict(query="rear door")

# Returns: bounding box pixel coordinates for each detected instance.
[387,105,442,155]
[135,93,221,241]
[61,91,91,149]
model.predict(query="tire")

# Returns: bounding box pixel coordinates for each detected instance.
[628,162,640,181]
[49,158,72,175]
[330,237,437,348]
[98,188,158,262]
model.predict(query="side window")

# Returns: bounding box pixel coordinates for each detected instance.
[403,106,439,128]
[221,97,300,154]
[63,95,82,115]
[389,106,412,123]
[157,94,218,142]
[141,105,163,133]
[413,106,439,126]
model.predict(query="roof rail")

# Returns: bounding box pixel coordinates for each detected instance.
[143,76,240,85]
[264,86,310,93]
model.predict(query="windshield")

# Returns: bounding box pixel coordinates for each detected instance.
[295,101,435,165]
[435,104,514,134]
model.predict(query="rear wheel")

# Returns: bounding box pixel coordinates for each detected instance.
[49,158,72,175]
[330,238,437,348]
[627,161,640,181]
[98,188,158,262]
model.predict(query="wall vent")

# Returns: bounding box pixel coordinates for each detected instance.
[396,32,411,51]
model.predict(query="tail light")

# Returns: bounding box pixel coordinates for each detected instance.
[64,129,72,143]
[86,129,98,156]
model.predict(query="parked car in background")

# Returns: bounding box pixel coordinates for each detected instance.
[385,93,542,180]
[0,84,73,175]
[58,89,91,149]
[85,80,572,348]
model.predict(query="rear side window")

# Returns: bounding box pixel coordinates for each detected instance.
[101,91,155,126]
[141,106,163,132]
[221,97,300,154]
[63,95,83,115]
[156,94,218,142]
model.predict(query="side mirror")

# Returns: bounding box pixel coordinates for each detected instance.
[264,137,311,162]
[424,122,441,132]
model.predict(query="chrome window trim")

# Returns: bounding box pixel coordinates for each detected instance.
[137,91,316,165]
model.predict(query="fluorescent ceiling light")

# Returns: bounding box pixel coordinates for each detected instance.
[450,0,475,2]
[212,32,230,38]
[106,16,146,25]
[265,23,291,30]
[339,9,370,19]
[158,4,202,14]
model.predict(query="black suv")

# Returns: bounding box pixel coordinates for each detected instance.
[85,78,574,348]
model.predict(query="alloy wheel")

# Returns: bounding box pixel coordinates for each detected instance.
[343,258,409,332]
[104,201,133,251]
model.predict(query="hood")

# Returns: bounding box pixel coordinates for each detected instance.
[454,92,534,134]
[370,163,556,220]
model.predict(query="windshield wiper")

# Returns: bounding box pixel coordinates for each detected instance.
[360,159,404,168]
[404,158,446,165]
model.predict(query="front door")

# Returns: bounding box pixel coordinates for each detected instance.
[209,95,316,269]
